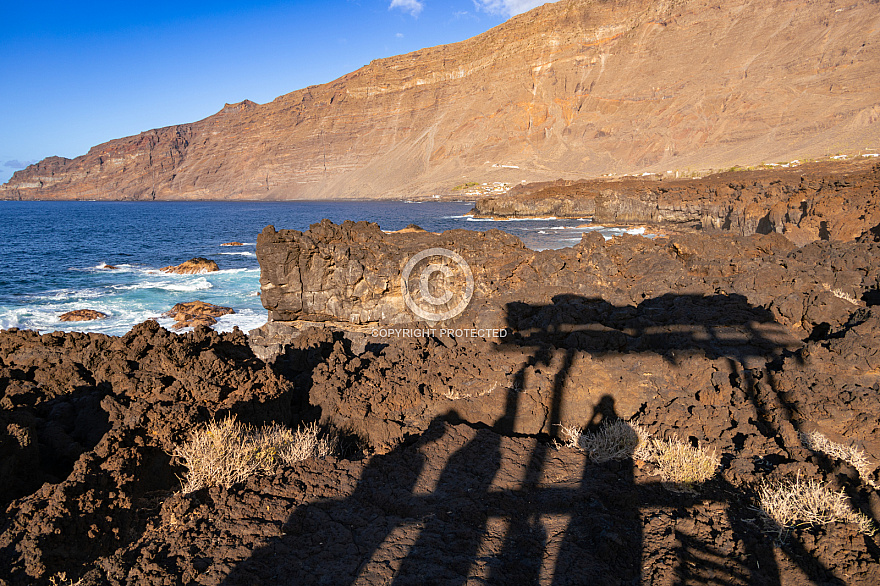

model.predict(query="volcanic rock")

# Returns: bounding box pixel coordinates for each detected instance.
[162,300,234,329]
[253,219,880,454]
[3,0,879,201]
[221,242,244,246]
[3,223,880,583]
[58,309,108,322]
[4,299,880,584]
[159,257,219,274]
[0,320,332,583]
[256,220,877,335]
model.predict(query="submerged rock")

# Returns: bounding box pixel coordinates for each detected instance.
[221,242,244,246]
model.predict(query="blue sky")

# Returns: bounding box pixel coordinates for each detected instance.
[0,0,545,183]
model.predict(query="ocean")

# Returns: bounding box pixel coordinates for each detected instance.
[0,200,650,335]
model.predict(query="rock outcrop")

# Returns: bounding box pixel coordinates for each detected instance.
[256,219,528,326]
[256,219,879,333]
[473,160,880,245]
[253,219,880,451]
[58,310,108,322]
[159,257,219,274]
[3,0,880,201]
[162,301,234,329]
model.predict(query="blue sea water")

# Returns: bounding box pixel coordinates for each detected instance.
[0,200,649,335]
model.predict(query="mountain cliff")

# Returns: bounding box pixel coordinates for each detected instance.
[3,0,880,200]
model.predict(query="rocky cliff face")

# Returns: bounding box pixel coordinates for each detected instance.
[3,0,880,200]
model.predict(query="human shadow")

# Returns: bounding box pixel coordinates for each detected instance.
[220,293,847,585]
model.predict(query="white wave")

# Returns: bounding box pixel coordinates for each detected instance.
[31,287,107,301]
[114,277,213,292]
[215,309,268,333]
[213,268,260,275]
[69,262,140,274]
[0,300,165,336]
[218,252,257,257]
[465,216,558,222]
[163,279,214,292]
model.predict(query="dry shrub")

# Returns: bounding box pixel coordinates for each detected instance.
[561,420,719,488]
[560,419,652,463]
[759,473,877,539]
[800,430,878,489]
[652,438,720,486]
[174,417,336,493]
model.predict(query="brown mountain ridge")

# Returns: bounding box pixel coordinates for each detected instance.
[3,0,879,201]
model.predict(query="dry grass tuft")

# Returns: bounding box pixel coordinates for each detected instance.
[174,416,336,493]
[651,438,720,486]
[560,419,653,463]
[759,473,877,539]
[800,430,878,489]
[560,420,719,488]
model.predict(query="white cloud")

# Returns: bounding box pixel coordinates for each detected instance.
[389,0,424,17]
[473,0,546,17]
[396,32,405,38]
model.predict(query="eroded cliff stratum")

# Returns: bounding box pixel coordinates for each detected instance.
[4,0,880,200]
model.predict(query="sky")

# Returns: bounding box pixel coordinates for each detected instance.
[0,0,547,184]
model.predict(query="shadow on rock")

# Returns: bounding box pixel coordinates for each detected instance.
[217,292,850,585]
